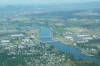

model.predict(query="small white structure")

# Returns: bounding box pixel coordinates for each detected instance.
[1,40,10,43]
[11,34,24,37]
[77,35,89,37]
[65,36,73,41]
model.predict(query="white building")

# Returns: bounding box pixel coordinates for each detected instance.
[1,40,10,43]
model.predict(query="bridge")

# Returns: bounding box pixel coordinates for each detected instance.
[39,36,51,38]
[42,41,55,43]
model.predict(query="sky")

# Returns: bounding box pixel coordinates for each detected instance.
[0,0,99,5]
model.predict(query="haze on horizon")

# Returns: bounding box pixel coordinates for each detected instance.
[0,0,99,5]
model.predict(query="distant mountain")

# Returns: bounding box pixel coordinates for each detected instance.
[75,1,100,8]
[0,1,100,12]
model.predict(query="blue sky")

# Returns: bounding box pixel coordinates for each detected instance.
[0,0,99,5]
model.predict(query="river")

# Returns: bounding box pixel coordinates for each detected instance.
[39,26,100,61]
